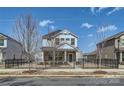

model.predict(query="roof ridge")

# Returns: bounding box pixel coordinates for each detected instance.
[42,30,62,39]
[0,33,22,46]
[97,31,124,44]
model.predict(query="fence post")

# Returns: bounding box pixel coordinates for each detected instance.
[82,58,84,68]
[97,59,99,68]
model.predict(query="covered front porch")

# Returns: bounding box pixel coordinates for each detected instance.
[43,50,76,63]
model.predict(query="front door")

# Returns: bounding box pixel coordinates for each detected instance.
[68,53,73,62]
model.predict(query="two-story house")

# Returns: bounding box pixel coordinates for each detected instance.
[41,29,80,63]
[96,31,124,64]
[0,33,23,63]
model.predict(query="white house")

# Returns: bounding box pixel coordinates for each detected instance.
[0,33,23,63]
[41,29,81,63]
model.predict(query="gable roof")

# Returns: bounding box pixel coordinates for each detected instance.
[97,31,124,44]
[42,29,78,39]
[0,33,22,46]
[42,30,62,39]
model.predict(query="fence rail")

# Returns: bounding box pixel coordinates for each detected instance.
[0,58,119,69]
[78,58,118,68]
[3,59,30,68]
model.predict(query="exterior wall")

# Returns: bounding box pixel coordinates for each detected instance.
[115,38,119,49]
[2,38,23,60]
[56,33,77,47]
[115,35,124,63]
[115,35,124,49]
[97,45,116,59]
[76,51,83,61]
[42,30,78,48]
[42,39,55,47]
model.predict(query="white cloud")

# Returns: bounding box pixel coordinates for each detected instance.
[107,8,123,15]
[97,7,108,12]
[88,34,93,37]
[90,7,96,15]
[39,20,54,27]
[88,42,95,47]
[81,23,93,29]
[50,25,55,30]
[90,7,123,15]
[97,25,117,33]
[90,7,108,15]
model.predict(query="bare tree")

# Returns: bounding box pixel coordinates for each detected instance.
[13,14,39,70]
[96,26,107,68]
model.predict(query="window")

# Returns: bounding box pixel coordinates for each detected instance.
[121,39,124,45]
[122,52,124,61]
[66,38,70,41]
[61,38,64,41]
[71,38,75,45]
[0,39,4,46]
[55,38,59,45]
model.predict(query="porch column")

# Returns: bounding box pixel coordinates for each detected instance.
[0,49,2,63]
[120,52,122,63]
[42,51,44,62]
[76,52,78,62]
[64,51,67,62]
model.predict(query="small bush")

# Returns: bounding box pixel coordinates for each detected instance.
[22,70,37,74]
[93,71,108,74]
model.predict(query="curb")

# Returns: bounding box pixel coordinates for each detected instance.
[0,74,124,78]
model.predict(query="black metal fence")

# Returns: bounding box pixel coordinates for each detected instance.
[4,59,30,68]
[1,58,119,69]
[77,58,118,69]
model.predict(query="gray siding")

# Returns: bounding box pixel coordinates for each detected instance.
[2,38,23,59]
[97,45,116,59]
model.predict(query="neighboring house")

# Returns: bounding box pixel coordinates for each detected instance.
[0,33,23,63]
[34,49,43,63]
[41,29,81,63]
[96,31,124,64]
[83,50,97,59]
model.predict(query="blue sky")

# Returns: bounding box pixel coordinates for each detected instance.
[0,7,124,53]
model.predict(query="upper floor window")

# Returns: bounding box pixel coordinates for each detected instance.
[121,38,124,45]
[71,38,75,45]
[66,38,70,41]
[0,39,4,46]
[55,38,59,45]
[122,52,124,61]
[61,38,64,41]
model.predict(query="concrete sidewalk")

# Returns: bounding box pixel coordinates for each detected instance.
[44,68,124,72]
[0,68,124,72]
[0,68,124,78]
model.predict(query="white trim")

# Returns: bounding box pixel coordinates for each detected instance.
[54,29,78,39]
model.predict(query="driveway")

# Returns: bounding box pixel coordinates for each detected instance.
[0,77,123,86]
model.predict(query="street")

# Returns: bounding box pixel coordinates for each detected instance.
[0,77,123,86]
